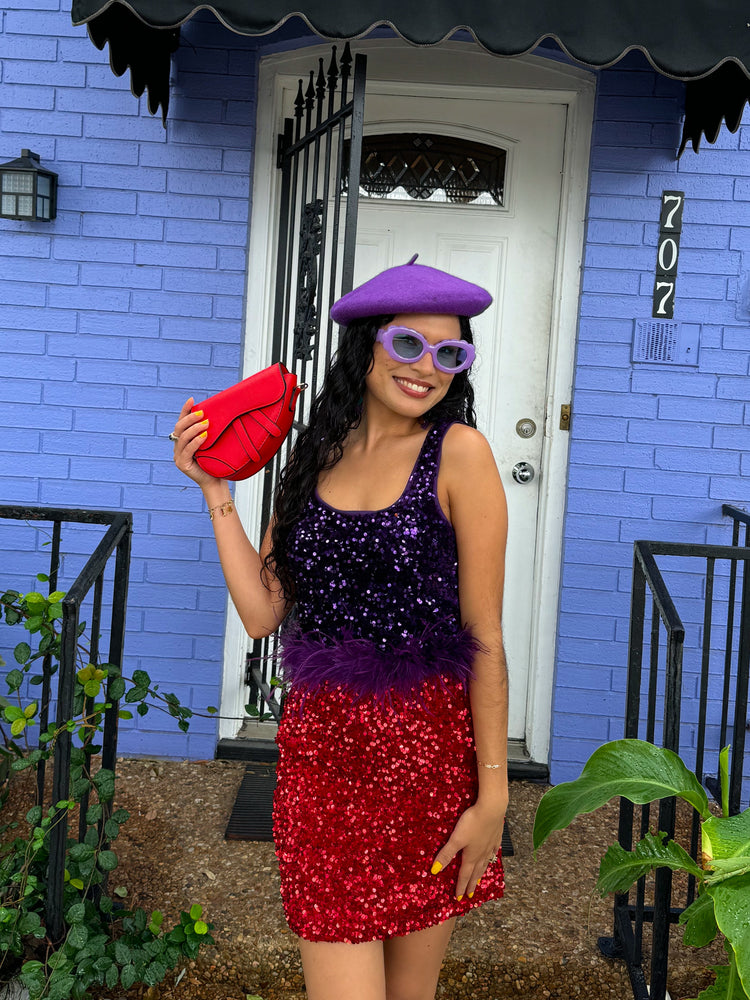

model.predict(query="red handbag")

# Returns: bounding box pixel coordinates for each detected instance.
[191,363,304,481]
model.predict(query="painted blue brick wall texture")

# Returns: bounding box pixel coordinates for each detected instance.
[0,4,258,759]
[2,13,748,781]
[552,57,750,785]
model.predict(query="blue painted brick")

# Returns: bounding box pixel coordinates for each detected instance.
[80,263,162,290]
[0,35,57,60]
[56,136,140,165]
[566,489,651,518]
[46,382,125,408]
[165,218,247,245]
[136,242,217,268]
[4,60,86,86]
[563,514,620,543]
[657,396,742,424]
[655,446,739,474]
[214,296,244,319]
[140,144,223,170]
[699,348,749,375]
[162,269,244,295]
[717,376,750,399]
[625,468,710,497]
[130,290,212,318]
[3,108,82,136]
[83,214,163,240]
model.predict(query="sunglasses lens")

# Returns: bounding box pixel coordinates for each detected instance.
[391,334,424,360]
[436,344,466,370]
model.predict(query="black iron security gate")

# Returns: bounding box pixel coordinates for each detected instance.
[246,43,367,720]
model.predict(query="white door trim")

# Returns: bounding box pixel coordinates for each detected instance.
[220,39,595,766]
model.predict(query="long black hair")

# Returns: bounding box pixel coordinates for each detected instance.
[266,315,477,600]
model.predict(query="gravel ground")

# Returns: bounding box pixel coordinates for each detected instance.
[4,759,724,999]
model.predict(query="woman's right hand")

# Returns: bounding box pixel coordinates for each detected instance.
[171,398,222,490]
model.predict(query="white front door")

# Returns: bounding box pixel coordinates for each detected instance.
[351,94,566,742]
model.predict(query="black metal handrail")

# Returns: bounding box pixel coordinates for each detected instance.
[603,521,750,1000]
[0,505,132,941]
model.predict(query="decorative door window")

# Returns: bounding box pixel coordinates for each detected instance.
[344,133,507,206]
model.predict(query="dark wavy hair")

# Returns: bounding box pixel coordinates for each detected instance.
[266,315,477,600]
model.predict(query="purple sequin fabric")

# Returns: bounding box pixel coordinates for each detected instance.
[282,421,480,699]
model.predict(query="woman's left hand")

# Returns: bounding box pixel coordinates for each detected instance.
[431,798,506,900]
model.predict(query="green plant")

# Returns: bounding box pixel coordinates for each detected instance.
[0,581,215,999]
[533,739,750,1000]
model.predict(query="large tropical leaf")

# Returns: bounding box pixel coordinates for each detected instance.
[533,740,710,851]
[703,809,750,865]
[685,953,750,1000]
[679,891,718,948]
[597,830,703,896]
[707,873,750,996]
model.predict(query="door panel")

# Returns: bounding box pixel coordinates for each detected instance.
[350,96,566,741]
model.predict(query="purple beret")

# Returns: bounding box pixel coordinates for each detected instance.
[330,254,492,325]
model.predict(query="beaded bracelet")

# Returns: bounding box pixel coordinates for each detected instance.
[208,500,234,521]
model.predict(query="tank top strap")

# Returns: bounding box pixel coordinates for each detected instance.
[400,421,453,503]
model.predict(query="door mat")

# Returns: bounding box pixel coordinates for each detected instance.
[225,764,515,856]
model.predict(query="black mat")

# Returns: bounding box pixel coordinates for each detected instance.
[225,764,515,856]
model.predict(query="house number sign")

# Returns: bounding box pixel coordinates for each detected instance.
[652,190,685,319]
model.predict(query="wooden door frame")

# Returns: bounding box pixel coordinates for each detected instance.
[220,38,595,767]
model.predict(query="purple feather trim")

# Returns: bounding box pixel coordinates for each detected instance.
[280,624,482,703]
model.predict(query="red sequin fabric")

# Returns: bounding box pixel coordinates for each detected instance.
[274,675,504,943]
[273,422,505,941]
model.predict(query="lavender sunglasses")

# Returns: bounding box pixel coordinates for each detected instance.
[375,326,476,374]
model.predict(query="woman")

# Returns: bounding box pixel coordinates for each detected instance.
[172,257,509,1000]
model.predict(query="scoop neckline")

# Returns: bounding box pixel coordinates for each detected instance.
[313,424,437,515]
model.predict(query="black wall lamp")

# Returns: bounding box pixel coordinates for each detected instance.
[0,149,58,222]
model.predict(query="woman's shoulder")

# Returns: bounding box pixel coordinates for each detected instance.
[441,422,494,461]
[440,422,503,489]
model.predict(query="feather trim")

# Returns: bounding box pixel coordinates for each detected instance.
[280,624,482,703]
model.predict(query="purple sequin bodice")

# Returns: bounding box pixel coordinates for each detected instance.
[282,422,479,699]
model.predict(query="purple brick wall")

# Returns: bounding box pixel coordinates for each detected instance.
[2,13,748,777]
[0,4,258,758]
[551,57,750,784]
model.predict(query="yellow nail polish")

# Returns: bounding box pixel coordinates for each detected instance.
[195,409,204,418]
[456,894,464,902]
[202,419,209,426]
[468,892,474,899]
[431,861,443,875]
[200,431,208,439]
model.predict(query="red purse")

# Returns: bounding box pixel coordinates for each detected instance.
[191,363,303,481]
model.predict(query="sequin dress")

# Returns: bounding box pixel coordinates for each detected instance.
[273,421,505,943]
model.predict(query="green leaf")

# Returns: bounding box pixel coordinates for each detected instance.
[207,706,218,714]
[68,923,89,949]
[189,903,203,921]
[104,817,121,839]
[83,679,101,698]
[3,704,24,722]
[92,768,115,802]
[97,850,118,872]
[690,954,748,1000]
[533,739,711,851]
[69,878,85,890]
[137,702,149,717]
[108,677,126,700]
[118,709,133,720]
[707,873,750,996]
[132,669,151,688]
[36,573,49,582]
[114,939,131,965]
[144,960,168,987]
[66,903,86,923]
[597,830,704,896]
[24,702,37,719]
[48,976,76,1000]
[124,686,148,703]
[105,962,119,988]
[703,808,750,867]
[10,718,26,736]
[6,668,24,691]
[113,885,128,898]
[679,891,718,948]
[47,591,65,603]
[13,643,31,666]
[720,745,730,819]
[194,920,208,935]
[26,805,42,826]
[120,964,137,990]
[86,803,103,826]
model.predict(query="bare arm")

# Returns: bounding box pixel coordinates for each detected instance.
[171,398,290,638]
[432,423,508,898]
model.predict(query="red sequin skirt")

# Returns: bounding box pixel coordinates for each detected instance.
[273,673,505,943]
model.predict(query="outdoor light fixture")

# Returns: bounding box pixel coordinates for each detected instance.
[0,149,58,222]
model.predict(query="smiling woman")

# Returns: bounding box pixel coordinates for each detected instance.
[171,257,508,1000]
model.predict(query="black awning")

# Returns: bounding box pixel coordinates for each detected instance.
[72,0,750,151]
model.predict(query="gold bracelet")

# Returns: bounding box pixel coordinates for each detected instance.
[208,500,234,521]
[476,760,504,770]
